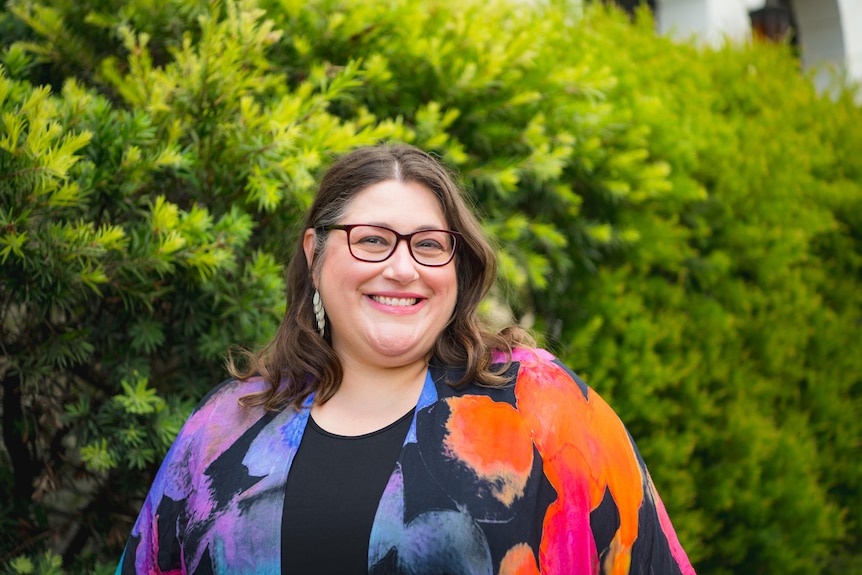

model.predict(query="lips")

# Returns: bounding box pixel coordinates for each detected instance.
[369,295,420,307]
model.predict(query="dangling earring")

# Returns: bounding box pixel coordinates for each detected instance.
[312,289,326,337]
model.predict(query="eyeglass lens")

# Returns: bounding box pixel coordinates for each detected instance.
[347,225,456,266]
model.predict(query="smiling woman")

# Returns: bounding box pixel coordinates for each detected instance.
[114,144,697,575]
[303,178,459,407]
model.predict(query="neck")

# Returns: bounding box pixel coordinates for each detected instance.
[310,354,428,436]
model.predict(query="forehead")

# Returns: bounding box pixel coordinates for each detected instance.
[343,180,447,229]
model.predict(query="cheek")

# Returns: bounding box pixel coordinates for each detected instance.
[319,248,361,287]
[436,269,459,309]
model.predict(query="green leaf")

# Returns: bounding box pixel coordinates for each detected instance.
[80,438,117,473]
[114,374,165,415]
[0,230,28,263]
[128,319,166,354]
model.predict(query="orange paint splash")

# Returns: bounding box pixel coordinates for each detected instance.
[444,395,534,507]
[499,543,541,575]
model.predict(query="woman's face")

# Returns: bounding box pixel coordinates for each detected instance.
[305,180,458,370]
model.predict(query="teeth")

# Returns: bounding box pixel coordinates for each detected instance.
[371,296,418,307]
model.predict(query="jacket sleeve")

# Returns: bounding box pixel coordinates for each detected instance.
[115,405,199,575]
[115,380,243,575]
[512,349,696,575]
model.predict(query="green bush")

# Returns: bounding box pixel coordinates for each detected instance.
[1,1,860,574]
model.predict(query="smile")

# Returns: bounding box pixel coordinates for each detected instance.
[369,295,420,307]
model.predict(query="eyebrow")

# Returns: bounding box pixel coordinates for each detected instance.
[353,222,450,232]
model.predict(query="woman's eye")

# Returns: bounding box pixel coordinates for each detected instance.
[356,235,390,246]
[415,239,444,251]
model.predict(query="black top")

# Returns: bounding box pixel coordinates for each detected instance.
[281,409,415,575]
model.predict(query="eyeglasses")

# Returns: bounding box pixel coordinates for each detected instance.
[318,224,461,267]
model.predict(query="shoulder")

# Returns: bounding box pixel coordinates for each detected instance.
[508,348,642,492]
[435,347,618,433]
[505,347,628,444]
[193,376,270,413]
[186,377,270,424]
[172,377,288,462]
[499,347,591,402]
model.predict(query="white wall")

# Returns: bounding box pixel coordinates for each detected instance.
[707,0,760,44]
[655,0,862,92]
[657,0,757,45]
[655,0,710,41]
[839,0,862,86]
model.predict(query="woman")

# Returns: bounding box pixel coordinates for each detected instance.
[117,144,696,574]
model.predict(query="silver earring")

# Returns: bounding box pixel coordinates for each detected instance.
[312,289,326,337]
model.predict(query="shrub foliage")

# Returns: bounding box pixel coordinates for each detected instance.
[1,1,860,574]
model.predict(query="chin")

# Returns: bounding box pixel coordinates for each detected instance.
[369,334,433,360]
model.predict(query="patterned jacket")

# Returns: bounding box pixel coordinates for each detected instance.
[117,348,696,574]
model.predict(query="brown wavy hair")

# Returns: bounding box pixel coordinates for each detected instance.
[230,143,532,411]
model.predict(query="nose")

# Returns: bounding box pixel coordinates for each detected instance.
[382,239,419,283]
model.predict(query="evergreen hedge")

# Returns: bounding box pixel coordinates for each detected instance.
[1,1,860,574]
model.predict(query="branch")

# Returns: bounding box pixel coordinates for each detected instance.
[1,369,40,536]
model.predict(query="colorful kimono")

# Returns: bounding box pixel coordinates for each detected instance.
[117,348,696,574]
